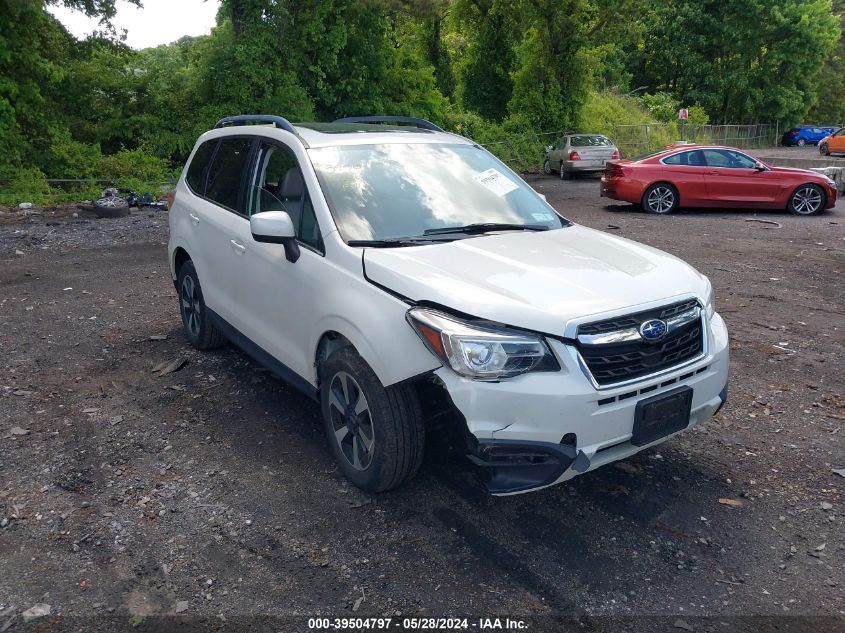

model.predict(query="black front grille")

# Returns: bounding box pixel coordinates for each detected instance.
[577,299,699,336]
[578,319,703,386]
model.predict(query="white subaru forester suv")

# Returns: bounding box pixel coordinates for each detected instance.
[168,115,729,495]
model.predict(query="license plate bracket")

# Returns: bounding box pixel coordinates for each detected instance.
[631,386,693,447]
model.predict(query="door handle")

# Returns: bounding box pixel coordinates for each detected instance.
[230,239,246,254]
[189,213,200,225]
[706,170,719,175]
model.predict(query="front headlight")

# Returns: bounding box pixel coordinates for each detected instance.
[703,278,716,319]
[406,308,559,380]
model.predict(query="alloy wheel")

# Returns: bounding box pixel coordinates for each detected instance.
[792,187,822,215]
[180,274,201,338]
[96,196,125,208]
[328,371,374,471]
[647,186,675,213]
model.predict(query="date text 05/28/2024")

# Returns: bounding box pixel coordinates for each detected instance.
[307,617,528,630]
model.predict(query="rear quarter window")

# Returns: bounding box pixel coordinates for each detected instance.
[185,140,217,195]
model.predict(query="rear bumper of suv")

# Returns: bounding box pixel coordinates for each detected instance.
[437,312,729,494]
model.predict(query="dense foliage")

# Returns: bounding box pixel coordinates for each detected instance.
[0,0,841,195]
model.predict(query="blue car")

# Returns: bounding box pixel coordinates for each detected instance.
[782,126,837,146]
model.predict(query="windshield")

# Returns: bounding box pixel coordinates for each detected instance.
[570,135,612,147]
[308,143,566,242]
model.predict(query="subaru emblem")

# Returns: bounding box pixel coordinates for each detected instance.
[639,318,668,341]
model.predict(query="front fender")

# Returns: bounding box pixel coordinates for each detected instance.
[309,289,441,388]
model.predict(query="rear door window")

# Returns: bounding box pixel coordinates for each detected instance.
[185,140,217,195]
[205,137,253,213]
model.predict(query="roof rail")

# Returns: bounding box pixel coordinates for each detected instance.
[214,115,310,148]
[333,115,444,132]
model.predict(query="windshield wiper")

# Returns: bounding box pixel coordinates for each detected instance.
[347,236,454,248]
[423,222,551,236]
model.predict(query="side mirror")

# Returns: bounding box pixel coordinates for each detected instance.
[250,211,300,263]
[754,161,767,171]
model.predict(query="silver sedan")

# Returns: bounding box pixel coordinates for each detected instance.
[544,134,620,179]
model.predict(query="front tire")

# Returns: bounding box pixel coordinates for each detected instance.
[820,142,830,156]
[643,183,679,214]
[320,347,425,493]
[177,261,227,350]
[788,184,825,216]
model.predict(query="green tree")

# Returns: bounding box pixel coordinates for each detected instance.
[0,0,140,176]
[453,0,520,121]
[808,0,845,124]
[507,0,590,132]
[631,0,838,124]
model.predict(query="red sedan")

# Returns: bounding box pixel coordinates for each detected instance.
[600,145,837,215]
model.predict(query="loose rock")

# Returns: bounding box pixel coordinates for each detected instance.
[21,604,51,623]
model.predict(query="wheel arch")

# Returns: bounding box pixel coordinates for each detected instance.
[173,247,191,278]
[310,312,440,391]
[314,330,354,387]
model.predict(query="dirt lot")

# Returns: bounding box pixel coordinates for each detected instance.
[1,177,843,632]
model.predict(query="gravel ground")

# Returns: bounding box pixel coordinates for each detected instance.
[0,180,843,632]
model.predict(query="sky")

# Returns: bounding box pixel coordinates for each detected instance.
[48,0,221,49]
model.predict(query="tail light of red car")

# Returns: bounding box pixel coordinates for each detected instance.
[569,151,581,161]
[611,149,620,159]
[604,163,631,178]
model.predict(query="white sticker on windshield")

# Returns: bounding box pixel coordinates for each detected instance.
[531,212,554,222]
[472,168,519,197]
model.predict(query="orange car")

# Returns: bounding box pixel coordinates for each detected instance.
[819,128,845,156]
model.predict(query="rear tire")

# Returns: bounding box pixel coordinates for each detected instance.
[560,164,572,180]
[320,347,425,493]
[176,261,227,350]
[543,159,552,175]
[642,183,679,214]
[788,184,825,216]
[796,138,806,147]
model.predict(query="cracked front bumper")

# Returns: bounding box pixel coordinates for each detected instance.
[438,313,730,494]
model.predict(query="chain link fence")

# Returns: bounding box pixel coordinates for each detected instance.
[480,124,780,173]
[606,123,778,156]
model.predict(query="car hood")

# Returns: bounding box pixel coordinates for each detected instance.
[769,166,826,178]
[363,225,710,337]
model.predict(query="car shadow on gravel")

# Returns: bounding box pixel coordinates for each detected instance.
[602,202,842,218]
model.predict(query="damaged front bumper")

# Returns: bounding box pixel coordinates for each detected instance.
[439,313,730,495]
[469,379,726,495]
[468,439,591,494]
